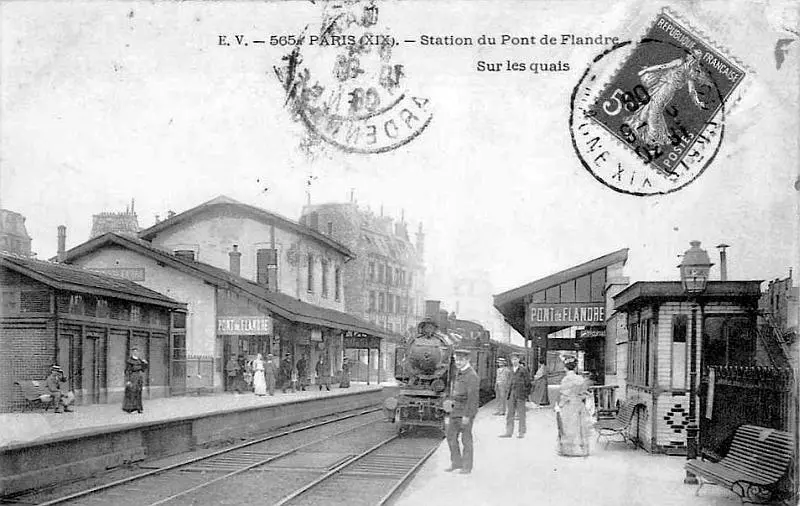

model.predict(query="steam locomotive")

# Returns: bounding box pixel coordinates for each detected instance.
[385,317,526,435]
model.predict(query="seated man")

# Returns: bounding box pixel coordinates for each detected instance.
[46,365,75,413]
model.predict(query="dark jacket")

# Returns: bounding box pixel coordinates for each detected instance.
[450,366,480,418]
[507,365,531,399]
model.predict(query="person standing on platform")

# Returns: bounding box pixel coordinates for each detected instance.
[316,355,331,391]
[445,348,480,474]
[555,356,592,457]
[500,353,531,438]
[46,365,75,413]
[296,355,308,391]
[123,347,148,414]
[493,358,511,416]
[264,353,277,395]
[339,357,351,388]
[280,353,293,393]
[226,355,242,393]
[531,358,549,407]
[252,353,267,396]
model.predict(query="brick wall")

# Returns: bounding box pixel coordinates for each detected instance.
[0,319,56,412]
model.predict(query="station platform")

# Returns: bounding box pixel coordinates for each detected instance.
[0,382,388,497]
[397,400,743,506]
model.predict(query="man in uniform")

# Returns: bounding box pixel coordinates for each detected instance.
[445,348,479,474]
[500,352,531,439]
[493,357,511,416]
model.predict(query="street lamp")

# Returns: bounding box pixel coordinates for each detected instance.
[679,240,713,484]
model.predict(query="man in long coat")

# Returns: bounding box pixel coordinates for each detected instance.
[280,353,293,393]
[500,353,531,438]
[264,353,278,395]
[445,349,480,474]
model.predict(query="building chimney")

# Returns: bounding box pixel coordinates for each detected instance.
[229,245,241,276]
[716,244,729,281]
[57,225,66,262]
[415,223,425,257]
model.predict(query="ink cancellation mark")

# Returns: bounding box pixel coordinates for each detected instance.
[275,1,432,155]
[569,11,745,196]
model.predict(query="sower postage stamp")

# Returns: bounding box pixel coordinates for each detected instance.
[570,9,748,196]
[274,1,433,156]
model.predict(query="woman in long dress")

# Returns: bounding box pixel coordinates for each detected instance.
[339,357,350,388]
[252,353,267,396]
[531,359,549,406]
[555,357,591,457]
[123,347,148,413]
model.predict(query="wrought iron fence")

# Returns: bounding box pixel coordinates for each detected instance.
[170,355,215,396]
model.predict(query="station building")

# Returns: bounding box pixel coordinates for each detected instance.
[59,196,396,391]
[0,253,186,411]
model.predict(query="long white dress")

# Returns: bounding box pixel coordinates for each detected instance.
[253,359,267,396]
[556,370,591,457]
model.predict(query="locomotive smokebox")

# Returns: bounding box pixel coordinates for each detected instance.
[407,336,445,375]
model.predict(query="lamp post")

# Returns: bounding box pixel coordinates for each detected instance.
[679,240,713,484]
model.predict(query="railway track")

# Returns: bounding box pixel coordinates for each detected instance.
[2,407,441,506]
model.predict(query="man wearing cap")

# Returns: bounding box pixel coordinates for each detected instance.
[45,365,75,413]
[445,348,479,474]
[500,353,531,438]
[264,353,278,396]
[493,358,511,416]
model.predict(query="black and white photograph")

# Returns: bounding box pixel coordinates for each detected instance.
[0,1,798,505]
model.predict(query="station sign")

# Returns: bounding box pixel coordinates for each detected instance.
[527,302,606,327]
[217,316,273,335]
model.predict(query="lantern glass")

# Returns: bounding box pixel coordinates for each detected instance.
[678,241,713,295]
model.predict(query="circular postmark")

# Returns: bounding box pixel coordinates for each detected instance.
[275,1,433,155]
[569,38,728,196]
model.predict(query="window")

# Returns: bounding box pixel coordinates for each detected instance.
[369,262,376,281]
[307,254,314,293]
[335,267,342,301]
[257,249,278,290]
[97,298,109,318]
[68,294,84,314]
[174,249,195,261]
[387,294,394,313]
[131,305,141,323]
[703,316,754,367]
[626,318,654,387]
[387,267,393,286]
[308,212,319,230]
[327,222,333,235]
[369,291,376,311]
[395,268,400,286]
[379,292,385,312]
[672,315,688,343]
[378,264,385,283]
[321,259,329,297]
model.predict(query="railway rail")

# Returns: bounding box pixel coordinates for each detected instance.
[2,407,440,506]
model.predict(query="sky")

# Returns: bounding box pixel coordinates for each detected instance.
[1,0,798,306]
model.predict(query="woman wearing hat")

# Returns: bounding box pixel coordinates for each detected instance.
[252,353,267,396]
[123,348,148,413]
[555,356,591,456]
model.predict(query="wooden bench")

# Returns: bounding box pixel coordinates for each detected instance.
[686,425,793,504]
[593,399,640,446]
[14,380,55,412]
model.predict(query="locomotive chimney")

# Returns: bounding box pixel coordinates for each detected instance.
[425,300,441,319]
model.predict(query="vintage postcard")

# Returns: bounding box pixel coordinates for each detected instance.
[1,1,798,505]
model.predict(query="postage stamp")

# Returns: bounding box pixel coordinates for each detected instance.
[274,1,433,156]
[570,9,748,196]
